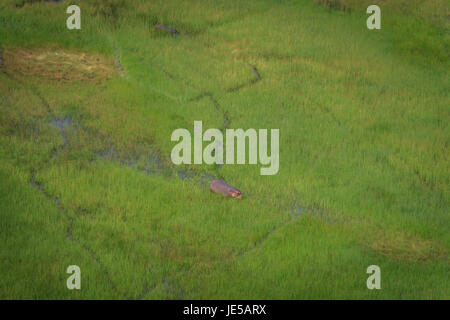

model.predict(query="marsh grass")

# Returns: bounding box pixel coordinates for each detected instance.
[0,0,448,299]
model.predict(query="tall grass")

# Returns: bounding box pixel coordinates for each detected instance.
[0,0,448,299]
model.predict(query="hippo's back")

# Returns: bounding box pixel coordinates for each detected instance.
[210,180,235,195]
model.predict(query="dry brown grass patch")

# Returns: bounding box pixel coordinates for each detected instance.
[366,229,448,263]
[3,47,117,83]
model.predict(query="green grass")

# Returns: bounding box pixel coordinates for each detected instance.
[0,0,448,299]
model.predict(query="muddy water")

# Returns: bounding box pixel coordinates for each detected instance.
[50,117,72,145]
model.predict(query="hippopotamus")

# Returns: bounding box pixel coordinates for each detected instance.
[154,24,179,35]
[210,180,242,199]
